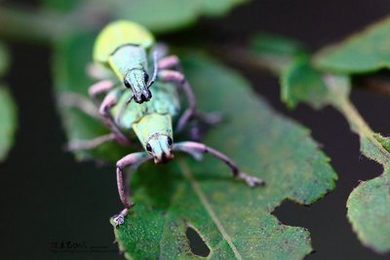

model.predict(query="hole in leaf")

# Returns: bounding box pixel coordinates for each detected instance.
[186,226,210,257]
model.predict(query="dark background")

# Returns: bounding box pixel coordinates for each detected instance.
[0,0,389,259]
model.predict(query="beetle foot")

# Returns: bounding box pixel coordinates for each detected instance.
[112,208,130,228]
[236,172,265,187]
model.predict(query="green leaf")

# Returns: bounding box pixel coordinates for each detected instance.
[41,0,248,33]
[250,32,390,252]
[0,87,17,162]
[280,57,330,109]
[347,169,390,253]
[54,34,337,259]
[250,34,306,74]
[374,134,390,154]
[249,34,332,109]
[40,0,80,12]
[281,63,390,252]
[314,16,390,74]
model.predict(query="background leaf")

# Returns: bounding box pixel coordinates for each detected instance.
[280,57,330,109]
[54,34,337,259]
[314,16,390,74]
[249,34,306,74]
[0,43,16,162]
[0,87,17,162]
[41,0,249,33]
[40,0,80,12]
[347,169,390,253]
[249,35,341,109]
[252,32,390,253]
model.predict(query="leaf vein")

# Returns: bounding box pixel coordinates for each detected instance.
[178,160,242,260]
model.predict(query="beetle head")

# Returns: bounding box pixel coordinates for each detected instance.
[124,68,152,103]
[145,134,174,164]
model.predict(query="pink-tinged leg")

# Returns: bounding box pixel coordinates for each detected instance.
[88,80,115,103]
[174,141,265,187]
[112,152,152,227]
[158,55,180,70]
[159,70,197,132]
[98,92,131,146]
[66,133,116,151]
[59,92,100,120]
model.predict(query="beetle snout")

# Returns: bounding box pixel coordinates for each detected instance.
[134,89,152,103]
[154,151,174,164]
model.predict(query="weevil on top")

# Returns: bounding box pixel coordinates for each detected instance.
[65,20,265,227]
[92,20,180,104]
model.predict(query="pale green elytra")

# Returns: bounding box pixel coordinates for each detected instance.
[109,80,180,152]
[93,20,156,103]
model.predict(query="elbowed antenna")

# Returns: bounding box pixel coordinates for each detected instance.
[146,50,159,88]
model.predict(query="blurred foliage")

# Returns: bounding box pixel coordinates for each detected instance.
[251,16,390,253]
[347,169,390,253]
[250,34,306,74]
[0,43,17,162]
[314,16,390,73]
[41,0,249,32]
[54,34,336,259]
[280,57,329,109]
[0,87,17,162]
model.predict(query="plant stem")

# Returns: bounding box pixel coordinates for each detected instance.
[216,45,390,165]
[334,98,390,165]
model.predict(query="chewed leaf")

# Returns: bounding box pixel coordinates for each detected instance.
[53,34,337,259]
[41,0,248,33]
[251,31,390,252]
[347,169,390,253]
[314,16,390,73]
[0,86,17,162]
[374,134,390,153]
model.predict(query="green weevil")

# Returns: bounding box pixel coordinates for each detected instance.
[91,20,181,104]
[66,21,264,226]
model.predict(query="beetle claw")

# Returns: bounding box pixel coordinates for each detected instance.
[112,214,125,227]
[112,207,132,227]
[237,172,265,187]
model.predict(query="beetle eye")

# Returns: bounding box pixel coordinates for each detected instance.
[167,137,172,146]
[146,143,152,152]
[144,73,149,83]
[124,80,131,88]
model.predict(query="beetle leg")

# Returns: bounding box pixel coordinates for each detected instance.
[88,80,115,104]
[174,141,265,187]
[60,92,100,120]
[158,70,197,132]
[158,55,180,70]
[98,90,131,146]
[66,133,116,151]
[112,152,152,227]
